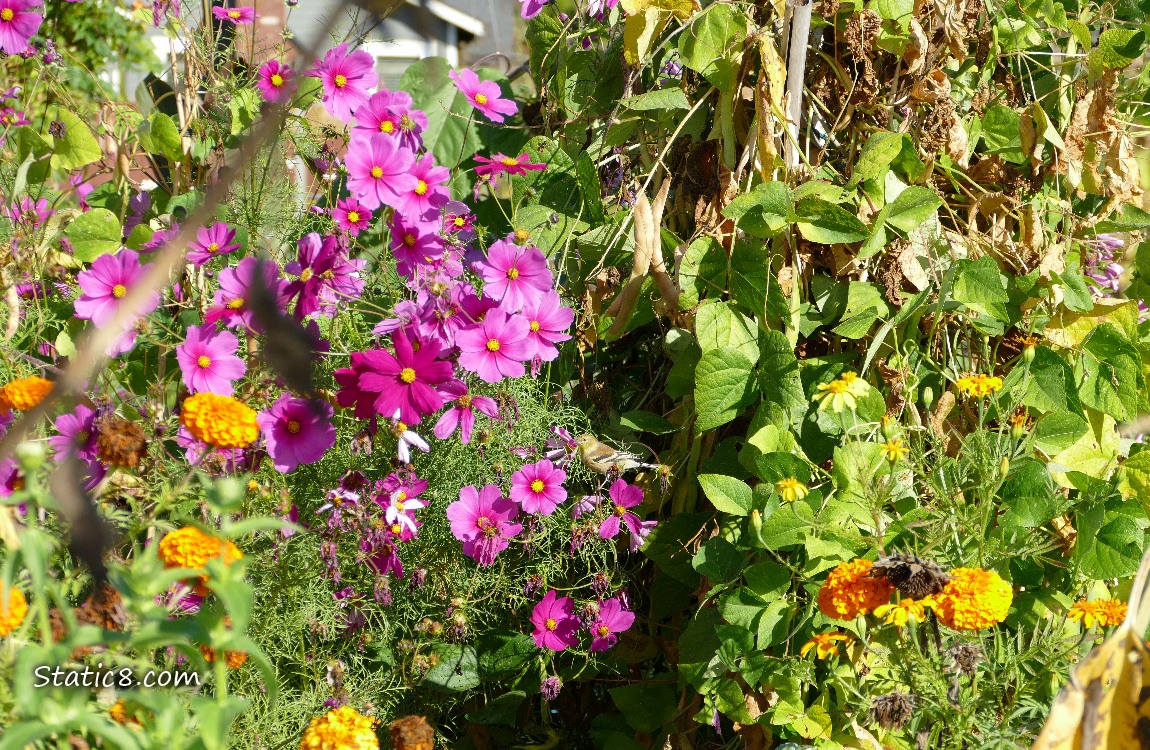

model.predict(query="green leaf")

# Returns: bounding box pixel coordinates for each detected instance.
[695,349,757,431]
[619,410,677,434]
[424,644,480,691]
[678,236,727,309]
[698,474,754,516]
[731,238,788,322]
[192,696,249,750]
[138,112,183,160]
[467,691,527,726]
[1075,510,1144,579]
[1058,268,1095,312]
[65,209,122,262]
[678,4,745,88]
[575,152,605,225]
[621,88,690,110]
[1034,411,1090,455]
[758,331,806,416]
[794,197,868,244]
[1095,204,1150,232]
[526,9,563,84]
[692,536,744,580]
[696,300,759,360]
[753,452,810,485]
[849,132,905,185]
[609,684,678,733]
[743,561,791,598]
[953,256,1010,323]
[46,107,102,170]
[722,181,793,237]
[756,502,814,549]
[980,106,1023,159]
[998,458,1059,528]
[1019,347,1082,415]
[886,185,942,232]
[1096,28,1145,69]
[1076,322,1141,421]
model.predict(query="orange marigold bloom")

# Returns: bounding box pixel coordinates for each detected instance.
[180,393,259,448]
[817,558,895,620]
[0,376,54,412]
[300,705,379,750]
[955,374,1003,398]
[1068,598,1127,628]
[200,644,249,668]
[0,585,27,636]
[157,526,242,594]
[109,699,143,727]
[800,631,851,659]
[933,567,1012,631]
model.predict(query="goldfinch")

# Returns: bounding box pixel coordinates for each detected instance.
[575,433,659,474]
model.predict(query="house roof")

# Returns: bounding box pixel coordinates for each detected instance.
[406,0,485,36]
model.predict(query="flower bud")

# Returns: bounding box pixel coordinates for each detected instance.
[880,415,897,440]
[922,386,934,411]
[14,440,44,472]
[1000,457,1011,476]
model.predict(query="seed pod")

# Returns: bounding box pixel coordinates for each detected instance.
[389,716,434,750]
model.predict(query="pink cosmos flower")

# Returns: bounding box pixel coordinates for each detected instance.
[474,153,546,184]
[599,479,654,551]
[73,249,162,357]
[529,590,579,651]
[332,197,372,236]
[390,413,429,464]
[510,459,567,515]
[187,222,241,266]
[285,233,366,319]
[257,59,296,103]
[456,308,532,383]
[50,404,98,461]
[205,257,290,332]
[310,42,378,123]
[211,4,256,23]
[389,215,443,277]
[0,107,28,126]
[176,324,246,395]
[521,290,574,362]
[433,379,499,444]
[475,238,553,312]
[544,426,578,468]
[345,133,418,211]
[256,394,336,473]
[349,330,453,424]
[5,196,52,229]
[352,89,428,151]
[447,484,522,567]
[588,597,635,652]
[0,0,42,55]
[448,68,518,123]
[394,153,450,220]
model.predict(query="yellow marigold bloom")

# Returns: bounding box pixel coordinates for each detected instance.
[109,699,143,727]
[180,393,259,448]
[157,526,243,594]
[300,705,379,750]
[881,438,909,464]
[776,477,808,503]
[955,374,1003,398]
[0,585,27,636]
[817,558,895,620]
[1068,598,1127,628]
[874,597,929,627]
[0,376,54,413]
[933,567,1012,631]
[801,631,850,659]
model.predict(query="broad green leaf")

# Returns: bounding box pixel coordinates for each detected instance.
[692,536,744,580]
[621,88,690,110]
[138,112,183,160]
[849,132,905,185]
[1017,347,1082,415]
[953,256,1010,324]
[998,458,1060,528]
[1074,510,1143,579]
[885,185,942,232]
[753,452,810,485]
[609,683,678,733]
[424,644,480,691]
[678,4,743,87]
[46,107,102,170]
[722,181,792,237]
[698,474,753,516]
[65,209,122,262]
[1076,323,1140,421]
[758,330,806,416]
[467,691,527,726]
[678,236,727,309]
[1096,28,1145,69]
[619,410,677,434]
[743,561,791,599]
[794,197,868,244]
[755,501,814,549]
[696,300,759,360]
[695,349,757,430]
[980,106,1023,161]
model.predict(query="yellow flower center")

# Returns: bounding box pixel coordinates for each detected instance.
[334,74,348,88]
[396,491,407,502]
[530,479,545,493]
[501,157,520,167]
[347,211,360,223]
[228,9,242,18]
[530,320,541,332]
[454,217,466,227]
[544,617,557,631]
[380,120,395,133]
[370,166,383,179]
[299,268,313,282]
[486,339,501,352]
[270,73,284,87]
[390,523,402,534]
[826,380,848,394]
[400,114,414,130]
[474,93,488,105]
[227,297,245,310]
[287,420,301,434]
[112,284,127,299]
[458,394,472,407]
[0,9,14,21]
[197,355,212,369]
[507,268,519,280]
[597,625,610,637]
[403,233,416,247]
[614,504,627,517]
[208,242,220,253]
[414,180,428,196]
[399,367,417,384]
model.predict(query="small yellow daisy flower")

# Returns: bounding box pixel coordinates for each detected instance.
[955,374,1003,398]
[874,597,930,627]
[881,438,909,464]
[775,477,809,503]
[800,631,851,659]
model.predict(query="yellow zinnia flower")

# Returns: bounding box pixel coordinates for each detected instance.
[776,477,809,503]
[874,597,930,627]
[180,393,259,448]
[955,374,1003,398]
[801,631,851,659]
[933,567,1012,631]
[300,705,379,750]
[817,558,895,620]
